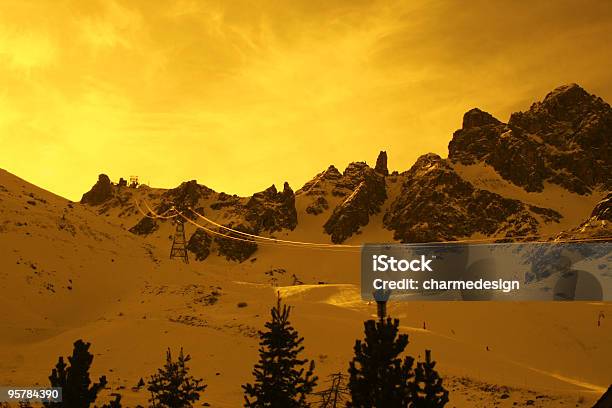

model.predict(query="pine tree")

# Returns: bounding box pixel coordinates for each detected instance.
[243,294,318,407]
[44,339,107,408]
[410,350,449,408]
[147,348,207,408]
[347,317,415,407]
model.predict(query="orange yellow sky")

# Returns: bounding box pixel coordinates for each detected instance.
[1,0,611,200]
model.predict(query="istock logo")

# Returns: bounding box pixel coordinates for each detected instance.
[372,254,433,272]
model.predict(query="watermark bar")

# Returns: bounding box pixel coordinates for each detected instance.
[0,387,62,403]
[361,241,611,301]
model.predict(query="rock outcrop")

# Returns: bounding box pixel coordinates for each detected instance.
[209,192,241,210]
[323,162,387,243]
[383,154,560,243]
[449,84,612,194]
[375,150,389,176]
[245,183,298,233]
[590,192,612,222]
[298,165,343,196]
[214,224,258,262]
[306,196,329,215]
[129,180,214,233]
[81,174,114,205]
[93,84,611,253]
[298,166,342,217]
[187,229,212,261]
[161,180,215,212]
[128,217,159,235]
[555,192,611,240]
[187,225,259,263]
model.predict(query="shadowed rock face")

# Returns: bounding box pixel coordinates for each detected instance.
[214,223,258,262]
[81,174,114,205]
[187,229,212,261]
[462,108,502,129]
[298,165,342,217]
[128,180,295,261]
[129,217,159,235]
[591,192,612,222]
[383,154,559,243]
[94,84,610,250]
[306,196,329,215]
[245,182,298,233]
[324,163,387,243]
[298,165,342,195]
[375,150,389,176]
[161,180,215,212]
[556,192,611,240]
[449,84,612,194]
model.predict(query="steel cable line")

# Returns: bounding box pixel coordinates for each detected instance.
[187,206,359,248]
[178,211,362,252]
[134,199,179,220]
[135,199,611,248]
[187,205,612,246]
[135,200,360,251]
[143,200,180,219]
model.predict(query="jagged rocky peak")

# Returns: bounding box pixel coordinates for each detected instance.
[249,182,294,202]
[322,165,342,180]
[324,161,387,243]
[449,83,612,194]
[296,165,342,195]
[544,82,591,104]
[245,182,298,233]
[324,176,387,243]
[448,110,508,166]
[343,161,369,177]
[509,83,610,134]
[406,153,449,177]
[161,180,215,211]
[383,153,560,243]
[375,150,389,176]
[334,161,379,193]
[462,108,501,130]
[81,174,114,205]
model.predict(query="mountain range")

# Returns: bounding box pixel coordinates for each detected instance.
[1,83,611,407]
[79,83,611,261]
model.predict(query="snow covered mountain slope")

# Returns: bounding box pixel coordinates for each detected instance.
[0,83,610,407]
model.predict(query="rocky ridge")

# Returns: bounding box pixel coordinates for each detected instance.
[322,160,387,243]
[383,154,562,243]
[449,84,611,194]
[79,83,611,257]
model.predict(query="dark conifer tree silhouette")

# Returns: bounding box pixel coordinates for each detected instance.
[44,339,107,408]
[147,348,207,408]
[243,294,318,407]
[410,350,449,408]
[347,317,415,407]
